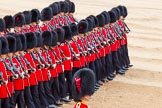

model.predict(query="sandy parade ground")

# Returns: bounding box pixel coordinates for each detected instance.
[0,0,162,108]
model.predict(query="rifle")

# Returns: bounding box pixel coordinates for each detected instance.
[75,41,85,56]
[0,72,6,85]
[80,38,91,56]
[122,21,131,33]
[64,15,71,25]
[3,61,17,79]
[57,46,67,61]
[8,58,24,79]
[16,56,29,78]
[47,23,55,31]
[52,18,59,28]
[49,47,62,64]
[45,50,55,69]
[115,23,126,36]
[107,27,117,43]
[66,42,79,61]
[21,54,35,73]
[57,16,64,27]
[38,51,49,68]
[91,33,103,49]
[84,37,96,54]
[0,71,11,97]
[99,30,110,46]
[31,52,44,69]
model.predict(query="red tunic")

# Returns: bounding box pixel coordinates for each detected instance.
[53,46,64,74]
[12,57,24,90]
[48,50,58,78]
[109,27,118,52]
[19,56,30,87]
[68,15,75,23]
[5,60,14,95]
[77,39,86,67]
[74,102,88,108]
[63,16,68,26]
[50,19,56,28]
[102,28,111,55]
[40,51,49,81]
[32,52,43,82]
[54,17,60,28]
[29,25,39,33]
[59,43,72,71]
[40,24,49,31]
[24,52,38,86]
[0,61,11,98]
[58,16,64,26]
[71,41,81,68]
[117,20,127,45]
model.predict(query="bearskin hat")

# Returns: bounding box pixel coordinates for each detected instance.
[60,1,66,12]
[49,3,58,16]
[35,32,43,47]
[96,14,105,27]
[64,1,70,13]
[55,2,61,13]
[108,11,117,23]
[69,2,75,13]
[88,15,99,28]
[19,34,27,51]
[14,12,25,27]
[23,11,32,25]
[41,7,52,21]
[62,25,72,40]
[0,18,6,32]
[13,33,22,51]
[0,36,9,54]
[54,28,65,43]
[72,68,95,102]
[51,30,58,46]
[70,23,78,36]
[78,20,88,34]
[111,7,120,20]
[41,30,52,46]
[3,15,14,29]
[6,35,16,53]
[86,18,93,31]
[123,6,128,18]
[25,32,37,49]
[101,11,110,24]
[31,9,41,23]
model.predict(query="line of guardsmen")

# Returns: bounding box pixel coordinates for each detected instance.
[0,0,133,108]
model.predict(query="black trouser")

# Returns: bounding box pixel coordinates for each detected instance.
[24,86,36,108]
[49,77,60,101]
[10,90,25,108]
[100,57,106,79]
[0,98,10,108]
[64,71,72,97]
[117,47,125,68]
[124,44,131,66]
[30,85,42,108]
[120,45,127,67]
[58,73,66,98]
[89,61,97,82]
[43,81,56,105]
[94,58,102,82]
[112,51,122,72]
[105,53,113,77]
[38,82,49,108]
